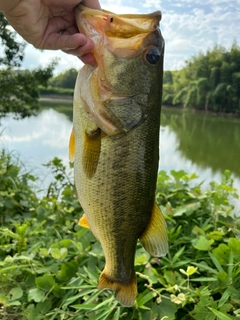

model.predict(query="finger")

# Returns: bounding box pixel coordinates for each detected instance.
[63,50,96,64]
[61,36,96,64]
[39,33,93,52]
[62,38,96,63]
[82,0,101,10]
[63,36,94,55]
[80,53,96,64]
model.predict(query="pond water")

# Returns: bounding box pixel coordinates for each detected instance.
[0,101,239,212]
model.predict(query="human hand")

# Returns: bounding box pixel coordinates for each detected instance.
[0,0,101,64]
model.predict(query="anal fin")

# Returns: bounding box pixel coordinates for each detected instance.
[69,128,75,163]
[83,128,101,179]
[78,213,90,229]
[98,269,137,307]
[139,202,168,257]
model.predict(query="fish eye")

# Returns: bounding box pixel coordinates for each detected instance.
[144,47,161,65]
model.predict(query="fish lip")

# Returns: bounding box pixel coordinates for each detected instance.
[75,5,162,37]
[75,5,163,65]
[75,4,162,21]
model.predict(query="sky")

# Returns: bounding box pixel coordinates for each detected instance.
[19,0,240,74]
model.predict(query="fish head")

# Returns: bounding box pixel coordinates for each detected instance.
[75,6,164,135]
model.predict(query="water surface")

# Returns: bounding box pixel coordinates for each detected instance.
[0,103,239,212]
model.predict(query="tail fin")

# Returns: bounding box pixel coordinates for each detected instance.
[98,270,137,307]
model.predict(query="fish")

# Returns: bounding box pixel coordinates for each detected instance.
[69,5,168,307]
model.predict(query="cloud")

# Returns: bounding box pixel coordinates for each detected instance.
[0,108,72,174]
[21,44,83,74]
[101,0,139,13]
[142,0,162,9]
[160,0,240,69]
[15,0,240,73]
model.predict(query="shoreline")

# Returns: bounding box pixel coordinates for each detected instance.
[39,95,73,102]
[39,95,240,118]
[162,105,240,118]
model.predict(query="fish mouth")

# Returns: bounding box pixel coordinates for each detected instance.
[75,5,161,34]
[75,5,162,62]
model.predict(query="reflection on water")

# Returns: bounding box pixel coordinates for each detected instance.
[159,108,240,213]
[0,107,73,190]
[161,108,240,177]
[40,99,73,122]
[0,104,239,212]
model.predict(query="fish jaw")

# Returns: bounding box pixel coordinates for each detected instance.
[75,5,162,55]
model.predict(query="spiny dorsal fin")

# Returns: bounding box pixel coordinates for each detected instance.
[69,128,75,163]
[82,128,101,179]
[139,202,168,257]
[78,213,90,229]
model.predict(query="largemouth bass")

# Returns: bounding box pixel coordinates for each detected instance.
[69,5,168,307]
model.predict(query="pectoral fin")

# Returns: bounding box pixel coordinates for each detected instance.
[139,202,168,257]
[83,129,101,178]
[69,128,75,163]
[78,213,90,229]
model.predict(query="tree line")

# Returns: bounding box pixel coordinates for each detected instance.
[1,11,240,118]
[37,68,77,97]
[163,42,240,114]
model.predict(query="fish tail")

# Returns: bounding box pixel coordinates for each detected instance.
[98,270,137,307]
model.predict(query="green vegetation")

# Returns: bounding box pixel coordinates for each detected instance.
[3,11,240,118]
[38,86,74,97]
[38,69,77,97]
[161,108,240,178]
[0,150,239,319]
[163,42,240,114]
[0,67,57,118]
[0,14,24,67]
[0,13,56,118]
[39,43,240,117]
[48,69,78,89]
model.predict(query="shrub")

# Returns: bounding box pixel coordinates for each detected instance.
[0,152,239,319]
[38,86,74,97]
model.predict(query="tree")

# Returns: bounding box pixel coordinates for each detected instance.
[164,42,240,114]
[0,14,25,67]
[163,70,173,84]
[0,13,56,118]
[49,68,78,89]
[232,72,240,109]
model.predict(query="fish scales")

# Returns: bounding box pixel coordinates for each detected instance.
[70,5,168,307]
[74,109,158,278]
